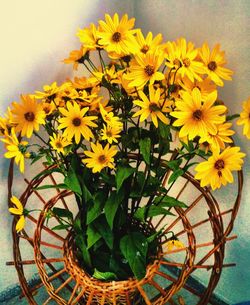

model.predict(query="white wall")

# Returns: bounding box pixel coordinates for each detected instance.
[0,0,134,291]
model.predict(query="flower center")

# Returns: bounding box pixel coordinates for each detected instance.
[183,58,191,67]
[72,117,82,126]
[98,154,107,163]
[214,159,225,170]
[192,109,202,121]
[56,142,63,148]
[106,130,113,137]
[24,112,35,122]
[144,65,154,76]
[149,102,160,112]
[208,61,217,71]
[141,45,149,54]
[112,32,121,42]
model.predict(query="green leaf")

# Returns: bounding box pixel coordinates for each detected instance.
[120,232,148,279]
[166,159,182,171]
[139,137,151,165]
[115,166,135,192]
[168,169,184,184]
[129,172,145,198]
[158,121,170,139]
[93,269,118,281]
[104,189,125,229]
[75,234,92,268]
[33,167,63,181]
[153,195,187,208]
[93,215,114,250]
[226,113,240,121]
[33,183,69,191]
[87,225,101,249]
[52,207,73,219]
[87,191,105,225]
[134,205,174,221]
[64,166,82,196]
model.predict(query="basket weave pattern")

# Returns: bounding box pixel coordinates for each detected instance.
[7,160,243,305]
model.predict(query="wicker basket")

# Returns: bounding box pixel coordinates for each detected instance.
[7,159,243,305]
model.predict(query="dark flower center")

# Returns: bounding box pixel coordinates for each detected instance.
[106,130,113,137]
[183,58,191,67]
[98,154,107,163]
[72,117,82,126]
[56,142,63,148]
[141,45,149,54]
[24,112,35,122]
[208,61,217,71]
[149,102,160,112]
[192,110,202,121]
[144,65,154,76]
[214,159,225,170]
[112,32,122,42]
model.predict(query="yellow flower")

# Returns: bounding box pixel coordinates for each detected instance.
[195,146,245,190]
[82,142,117,173]
[35,81,61,100]
[135,30,163,55]
[1,129,30,173]
[179,76,217,99]
[126,51,165,89]
[199,122,235,152]
[101,124,122,144]
[199,42,233,86]
[9,196,25,233]
[237,97,250,139]
[165,238,185,251]
[49,133,71,154]
[77,23,100,50]
[133,85,171,127]
[11,95,46,138]
[0,107,14,136]
[165,38,205,82]
[171,88,226,140]
[41,101,56,116]
[93,65,120,84]
[97,13,137,55]
[58,101,97,144]
[63,46,88,70]
[100,105,122,128]
[72,76,100,90]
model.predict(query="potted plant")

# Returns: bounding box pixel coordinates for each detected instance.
[1,13,248,305]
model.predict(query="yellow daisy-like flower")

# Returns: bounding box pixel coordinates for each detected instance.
[63,46,88,70]
[199,122,235,152]
[82,142,118,173]
[135,30,163,55]
[165,38,205,82]
[1,128,30,173]
[72,76,100,90]
[199,42,233,87]
[165,238,185,251]
[0,107,14,136]
[35,81,61,100]
[101,124,122,144]
[97,13,137,55]
[11,95,46,138]
[195,146,245,190]
[58,102,97,144]
[9,196,26,233]
[100,105,122,128]
[179,76,217,99]
[133,85,171,127]
[237,97,250,139]
[41,101,56,116]
[126,51,165,89]
[49,133,71,155]
[77,23,100,50]
[171,88,226,140]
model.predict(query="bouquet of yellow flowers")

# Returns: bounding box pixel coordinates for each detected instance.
[1,13,248,282]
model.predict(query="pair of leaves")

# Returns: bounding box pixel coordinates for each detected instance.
[104,189,125,229]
